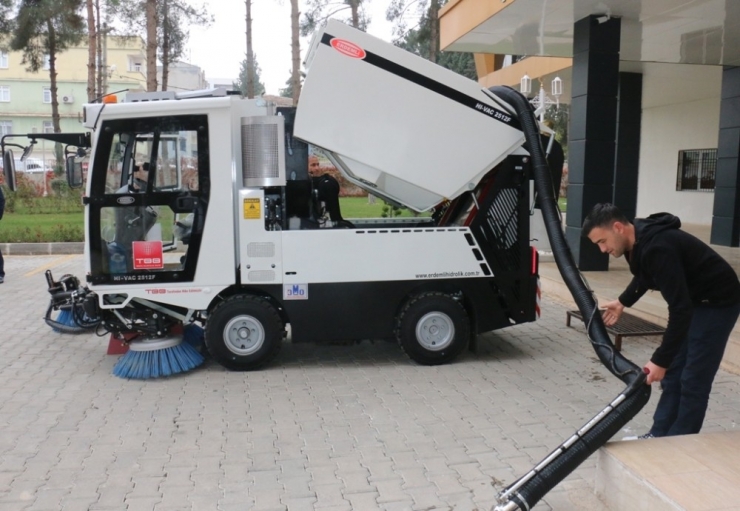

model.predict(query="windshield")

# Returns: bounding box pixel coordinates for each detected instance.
[88,114,209,285]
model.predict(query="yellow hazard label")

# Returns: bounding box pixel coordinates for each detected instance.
[243,198,261,219]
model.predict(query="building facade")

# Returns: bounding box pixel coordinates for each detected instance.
[440,0,740,265]
[2,36,151,171]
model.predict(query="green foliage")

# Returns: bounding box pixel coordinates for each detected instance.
[380,200,403,218]
[108,0,212,73]
[437,51,476,80]
[0,193,83,242]
[157,0,211,64]
[9,0,85,73]
[279,73,299,99]
[0,221,84,243]
[545,103,569,157]
[387,0,475,79]
[233,54,266,97]
[0,0,13,35]
[301,0,369,36]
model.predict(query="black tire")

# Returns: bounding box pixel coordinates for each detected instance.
[205,295,285,371]
[396,292,470,365]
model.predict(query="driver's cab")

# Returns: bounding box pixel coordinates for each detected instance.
[87,114,208,285]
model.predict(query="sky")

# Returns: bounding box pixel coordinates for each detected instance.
[186,1,398,96]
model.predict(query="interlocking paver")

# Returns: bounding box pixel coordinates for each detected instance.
[2,254,740,511]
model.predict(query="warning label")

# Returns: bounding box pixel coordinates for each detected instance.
[243,198,261,219]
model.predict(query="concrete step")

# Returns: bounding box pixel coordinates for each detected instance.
[595,431,740,511]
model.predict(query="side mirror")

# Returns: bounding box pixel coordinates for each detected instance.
[3,149,17,192]
[66,155,84,189]
[20,141,35,161]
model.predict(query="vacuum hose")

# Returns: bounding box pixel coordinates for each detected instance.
[488,86,651,511]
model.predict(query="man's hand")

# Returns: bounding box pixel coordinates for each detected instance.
[644,361,666,384]
[601,299,624,326]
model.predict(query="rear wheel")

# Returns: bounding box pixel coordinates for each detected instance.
[205,295,284,371]
[396,292,470,365]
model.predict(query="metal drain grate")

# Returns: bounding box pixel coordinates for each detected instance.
[566,310,665,351]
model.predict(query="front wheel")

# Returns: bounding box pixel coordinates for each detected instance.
[205,295,284,371]
[396,292,470,365]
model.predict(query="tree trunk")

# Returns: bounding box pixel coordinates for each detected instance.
[161,0,169,91]
[290,0,301,103]
[146,0,158,92]
[429,0,439,63]
[95,0,103,97]
[47,20,64,175]
[48,20,61,133]
[86,0,96,102]
[246,0,254,98]
[350,0,359,28]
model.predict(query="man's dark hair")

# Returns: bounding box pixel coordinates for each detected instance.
[582,203,630,236]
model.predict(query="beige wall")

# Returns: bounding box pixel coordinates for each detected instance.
[637,64,722,224]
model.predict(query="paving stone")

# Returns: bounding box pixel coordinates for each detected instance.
[2,254,739,510]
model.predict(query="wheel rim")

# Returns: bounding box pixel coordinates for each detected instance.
[224,315,265,356]
[415,312,455,351]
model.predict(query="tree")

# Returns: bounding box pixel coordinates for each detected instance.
[245,0,254,98]
[0,0,14,35]
[85,0,96,101]
[289,0,301,103]
[158,0,210,91]
[300,0,369,36]
[545,104,569,157]
[234,55,265,97]
[279,74,295,99]
[386,0,442,58]
[10,0,85,134]
[109,0,211,92]
[145,0,157,91]
[387,0,476,79]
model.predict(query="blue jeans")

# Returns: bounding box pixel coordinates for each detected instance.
[649,302,740,437]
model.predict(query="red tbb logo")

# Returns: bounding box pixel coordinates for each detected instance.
[132,241,164,270]
[330,38,366,59]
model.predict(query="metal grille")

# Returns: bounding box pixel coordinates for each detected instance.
[479,187,521,273]
[241,117,283,187]
[247,242,275,258]
[677,149,717,191]
[247,270,275,282]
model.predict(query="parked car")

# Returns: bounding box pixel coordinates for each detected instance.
[14,158,52,173]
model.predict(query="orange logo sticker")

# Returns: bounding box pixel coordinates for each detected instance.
[330,38,366,59]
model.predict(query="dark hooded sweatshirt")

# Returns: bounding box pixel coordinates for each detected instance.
[618,213,740,368]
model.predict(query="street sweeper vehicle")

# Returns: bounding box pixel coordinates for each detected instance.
[3,22,543,374]
[2,20,652,511]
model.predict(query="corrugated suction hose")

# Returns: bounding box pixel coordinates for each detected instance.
[488,86,651,511]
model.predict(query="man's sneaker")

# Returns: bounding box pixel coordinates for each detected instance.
[0,276,4,284]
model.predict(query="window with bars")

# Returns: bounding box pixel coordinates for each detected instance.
[43,87,52,103]
[0,120,12,135]
[676,149,717,191]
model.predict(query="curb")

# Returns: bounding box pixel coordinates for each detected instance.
[0,242,84,255]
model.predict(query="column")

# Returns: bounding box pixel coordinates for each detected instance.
[613,72,642,221]
[565,15,621,270]
[711,66,740,247]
